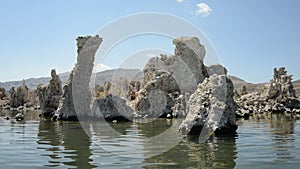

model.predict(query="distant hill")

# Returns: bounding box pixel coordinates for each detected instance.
[0,73,69,91]
[228,75,300,97]
[0,69,142,91]
[1,70,299,98]
[228,75,267,93]
[293,79,300,98]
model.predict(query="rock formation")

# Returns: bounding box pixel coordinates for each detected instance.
[0,87,9,108]
[239,86,248,96]
[91,94,134,121]
[0,87,6,100]
[57,35,102,120]
[8,80,30,108]
[173,37,208,84]
[130,37,208,118]
[32,35,239,140]
[54,71,76,120]
[235,67,300,118]
[90,36,238,138]
[37,69,62,117]
[126,81,141,101]
[206,64,227,76]
[25,89,39,109]
[268,67,296,99]
[179,74,237,136]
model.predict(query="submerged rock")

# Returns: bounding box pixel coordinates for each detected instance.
[15,113,24,121]
[57,35,102,120]
[179,74,237,136]
[37,69,62,117]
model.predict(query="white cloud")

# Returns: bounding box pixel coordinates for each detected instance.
[176,0,184,3]
[93,63,112,73]
[195,3,212,17]
[146,53,157,58]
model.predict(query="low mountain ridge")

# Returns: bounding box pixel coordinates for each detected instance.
[228,75,300,97]
[228,75,267,94]
[1,71,299,97]
[0,69,142,91]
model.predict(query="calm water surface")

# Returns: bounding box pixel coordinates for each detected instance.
[0,110,300,169]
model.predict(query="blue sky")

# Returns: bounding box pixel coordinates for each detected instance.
[0,0,299,83]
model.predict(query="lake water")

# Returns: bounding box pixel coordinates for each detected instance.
[1,110,300,169]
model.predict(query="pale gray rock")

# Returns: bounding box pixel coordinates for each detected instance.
[179,74,237,136]
[267,67,296,99]
[206,64,227,76]
[173,37,208,84]
[133,37,208,118]
[57,35,102,120]
[91,94,134,121]
[55,71,76,120]
[235,67,300,118]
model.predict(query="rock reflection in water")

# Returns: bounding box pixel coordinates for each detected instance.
[86,118,182,159]
[38,120,96,168]
[269,113,296,162]
[143,136,237,169]
[2,110,300,168]
[236,113,299,168]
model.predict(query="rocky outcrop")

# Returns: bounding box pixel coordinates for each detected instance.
[1,81,39,110]
[179,74,237,136]
[235,67,300,118]
[131,37,208,118]
[268,67,296,99]
[57,35,102,120]
[0,87,6,100]
[91,94,134,121]
[25,89,39,109]
[9,80,30,108]
[37,69,62,117]
[206,64,227,76]
[126,81,141,101]
[173,37,208,84]
[239,86,248,96]
[55,71,76,120]
[0,87,9,108]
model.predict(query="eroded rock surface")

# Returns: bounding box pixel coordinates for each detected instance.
[0,87,9,108]
[179,75,237,136]
[132,37,208,118]
[9,80,30,108]
[0,87,6,100]
[57,35,102,120]
[206,64,227,76]
[91,94,134,121]
[37,69,62,117]
[235,67,300,118]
